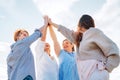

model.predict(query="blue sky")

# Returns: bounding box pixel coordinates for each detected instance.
[0,0,120,48]
[0,0,120,79]
[0,0,43,43]
[0,0,106,43]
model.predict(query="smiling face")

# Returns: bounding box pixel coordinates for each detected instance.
[14,29,29,41]
[17,31,29,40]
[62,39,74,52]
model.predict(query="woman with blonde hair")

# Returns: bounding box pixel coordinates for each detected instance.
[7,19,46,80]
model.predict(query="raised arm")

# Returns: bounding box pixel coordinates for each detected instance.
[40,16,49,41]
[48,18,77,44]
[49,25,61,57]
[48,18,59,28]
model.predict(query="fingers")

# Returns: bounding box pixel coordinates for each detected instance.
[43,15,49,26]
[43,15,53,28]
[48,18,52,25]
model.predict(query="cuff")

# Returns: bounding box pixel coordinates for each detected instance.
[35,29,42,37]
[57,25,63,31]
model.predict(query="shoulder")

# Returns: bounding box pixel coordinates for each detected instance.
[83,28,104,39]
[88,28,102,34]
[59,50,66,57]
[10,43,15,49]
[10,40,23,49]
[60,50,67,54]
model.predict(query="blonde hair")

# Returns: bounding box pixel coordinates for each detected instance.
[14,29,29,41]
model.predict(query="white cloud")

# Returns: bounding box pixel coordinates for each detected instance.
[33,0,78,47]
[0,0,15,10]
[94,0,120,48]
[0,42,10,80]
[33,0,78,28]
[33,0,77,16]
[94,0,120,25]
[0,15,5,20]
[0,42,10,53]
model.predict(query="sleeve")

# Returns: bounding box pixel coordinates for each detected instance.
[35,40,45,58]
[7,64,12,80]
[7,49,15,79]
[94,29,120,72]
[57,25,76,43]
[22,29,42,46]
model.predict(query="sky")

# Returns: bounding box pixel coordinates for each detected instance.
[0,0,120,79]
[0,0,120,47]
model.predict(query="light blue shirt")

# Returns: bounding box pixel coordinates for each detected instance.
[58,50,79,80]
[7,29,42,80]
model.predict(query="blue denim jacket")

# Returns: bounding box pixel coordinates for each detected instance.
[7,29,42,80]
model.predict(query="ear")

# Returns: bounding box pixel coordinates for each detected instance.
[78,27,85,33]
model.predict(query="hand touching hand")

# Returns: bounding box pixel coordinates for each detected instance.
[48,17,53,25]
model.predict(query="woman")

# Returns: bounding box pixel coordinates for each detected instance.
[6,18,46,80]
[7,29,43,80]
[49,25,79,80]
[35,16,58,80]
[48,14,120,80]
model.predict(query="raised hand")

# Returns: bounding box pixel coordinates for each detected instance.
[40,15,49,41]
[48,17,59,28]
[48,17,53,25]
[43,15,49,27]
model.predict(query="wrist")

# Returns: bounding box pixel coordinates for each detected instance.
[44,24,48,27]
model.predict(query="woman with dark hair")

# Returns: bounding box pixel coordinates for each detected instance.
[48,14,120,80]
[48,25,79,80]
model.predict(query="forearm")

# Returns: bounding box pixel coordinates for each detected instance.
[105,54,120,72]
[49,26,58,42]
[57,25,76,43]
[51,22,59,28]
[41,25,48,41]
[49,26,61,56]
[22,29,42,46]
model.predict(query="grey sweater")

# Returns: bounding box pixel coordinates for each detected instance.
[58,25,120,72]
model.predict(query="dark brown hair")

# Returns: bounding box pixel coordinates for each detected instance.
[78,14,95,29]
[75,32,82,47]
[75,14,95,47]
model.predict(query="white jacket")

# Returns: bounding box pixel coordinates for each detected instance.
[35,40,58,80]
